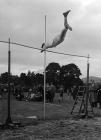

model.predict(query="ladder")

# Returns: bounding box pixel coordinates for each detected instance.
[71,86,94,117]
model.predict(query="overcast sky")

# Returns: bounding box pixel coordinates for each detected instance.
[0,0,101,78]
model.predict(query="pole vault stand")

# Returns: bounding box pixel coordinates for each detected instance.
[0,39,21,129]
[71,56,94,119]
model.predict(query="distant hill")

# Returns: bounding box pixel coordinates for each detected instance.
[82,76,101,84]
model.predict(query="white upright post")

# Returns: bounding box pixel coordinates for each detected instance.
[44,15,46,120]
[85,54,90,118]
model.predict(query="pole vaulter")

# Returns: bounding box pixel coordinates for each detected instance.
[41,10,72,120]
[41,10,72,52]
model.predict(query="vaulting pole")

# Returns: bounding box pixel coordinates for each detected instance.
[44,15,46,120]
[5,38,12,124]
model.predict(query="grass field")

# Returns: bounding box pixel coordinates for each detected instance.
[0,93,74,124]
[0,92,101,125]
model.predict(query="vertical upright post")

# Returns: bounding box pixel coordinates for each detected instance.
[85,54,90,118]
[6,38,12,124]
[44,15,46,120]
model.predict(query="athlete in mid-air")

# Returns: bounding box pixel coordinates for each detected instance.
[41,10,72,52]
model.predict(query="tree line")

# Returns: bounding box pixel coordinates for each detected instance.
[0,62,83,91]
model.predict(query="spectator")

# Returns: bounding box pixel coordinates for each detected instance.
[97,88,101,108]
[89,81,97,107]
[59,85,64,103]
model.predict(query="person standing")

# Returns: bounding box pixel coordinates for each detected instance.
[97,88,101,108]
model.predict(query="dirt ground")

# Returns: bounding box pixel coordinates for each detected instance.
[1,116,101,140]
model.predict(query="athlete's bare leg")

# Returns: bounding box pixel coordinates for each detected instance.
[63,10,72,31]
